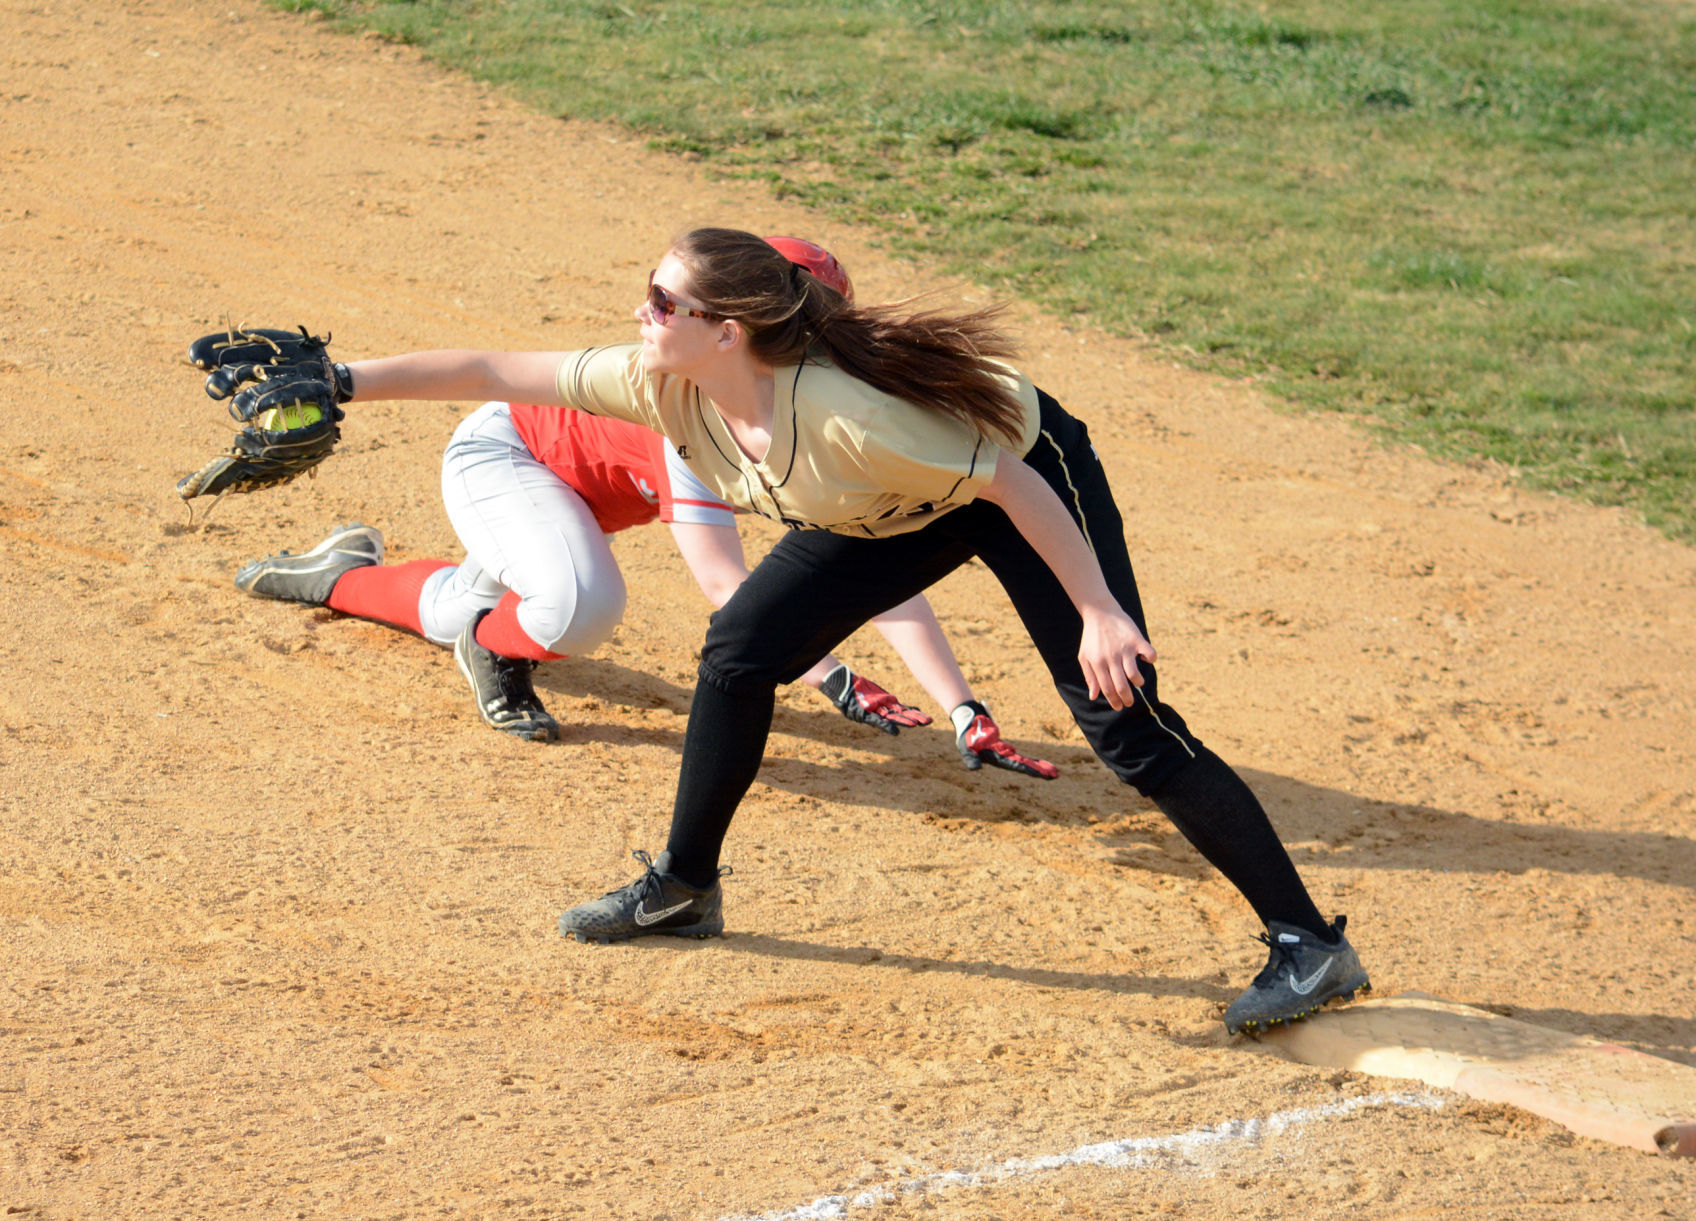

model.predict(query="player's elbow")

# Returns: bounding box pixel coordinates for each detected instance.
[699,575,744,608]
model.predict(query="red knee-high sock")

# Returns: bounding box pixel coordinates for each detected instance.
[474,590,567,661]
[326,559,454,636]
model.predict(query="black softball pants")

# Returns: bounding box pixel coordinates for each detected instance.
[663,393,1329,938]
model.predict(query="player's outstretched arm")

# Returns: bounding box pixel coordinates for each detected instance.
[345,349,570,406]
[667,519,753,610]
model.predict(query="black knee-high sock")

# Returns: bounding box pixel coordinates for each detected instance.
[660,676,775,888]
[1147,746,1332,939]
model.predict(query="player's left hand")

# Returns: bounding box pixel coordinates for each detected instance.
[1079,606,1156,710]
[954,701,1060,779]
[821,665,931,735]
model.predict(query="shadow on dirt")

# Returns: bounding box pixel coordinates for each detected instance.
[1240,767,1696,896]
[538,655,1094,820]
[537,660,1696,895]
[719,932,1236,1004]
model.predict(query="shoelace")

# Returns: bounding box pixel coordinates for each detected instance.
[598,849,667,902]
[1250,930,1301,987]
[491,655,545,715]
[596,850,733,901]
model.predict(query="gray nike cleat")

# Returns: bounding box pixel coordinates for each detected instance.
[234,522,383,606]
[1223,915,1370,1035]
[453,610,560,742]
[558,850,731,944]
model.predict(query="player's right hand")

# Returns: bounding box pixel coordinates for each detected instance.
[954,701,1059,779]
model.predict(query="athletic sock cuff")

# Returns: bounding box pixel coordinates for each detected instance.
[473,591,567,661]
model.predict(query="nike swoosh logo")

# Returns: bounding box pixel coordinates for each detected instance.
[634,899,693,927]
[1288,960,1334,996]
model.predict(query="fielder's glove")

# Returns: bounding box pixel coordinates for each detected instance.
[819,664,932,735]
[188,324,354,412]
[952,701,1060,779]
[176,324,353,501]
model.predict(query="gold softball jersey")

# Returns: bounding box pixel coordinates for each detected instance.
[554,344,1042,538]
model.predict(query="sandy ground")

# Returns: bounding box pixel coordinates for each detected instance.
[2,2,1693,1217]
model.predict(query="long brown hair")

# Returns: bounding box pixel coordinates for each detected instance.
[669,227,1027,444]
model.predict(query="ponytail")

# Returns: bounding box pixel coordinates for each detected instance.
[670,228,1027,445]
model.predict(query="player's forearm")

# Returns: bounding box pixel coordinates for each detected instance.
[346,349,566,405]
[695,576,744,609]
[670,522,754,610]
[869,596,972,711]
[978,451,1154,705]
[976,455,1118,618]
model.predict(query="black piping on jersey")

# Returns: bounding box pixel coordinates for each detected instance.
[690,384,775,521]
[690,384,746,476]
[819,433,983,535]
[767,364,804,490]
[689,367,804,524]
[1036,419,1192,758]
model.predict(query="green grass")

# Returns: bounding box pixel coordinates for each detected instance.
[276,0,1696,541]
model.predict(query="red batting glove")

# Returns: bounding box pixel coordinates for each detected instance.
[953,701,1059,779]
[820,664,932,735]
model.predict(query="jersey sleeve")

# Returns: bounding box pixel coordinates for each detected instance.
[655,435,737,528]
[553,345,661,430]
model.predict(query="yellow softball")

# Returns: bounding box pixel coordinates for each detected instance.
[254,402,324,431]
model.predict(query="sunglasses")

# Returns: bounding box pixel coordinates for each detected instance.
[646,271,724,325]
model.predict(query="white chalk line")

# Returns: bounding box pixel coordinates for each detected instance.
[721,1091,1447,1221]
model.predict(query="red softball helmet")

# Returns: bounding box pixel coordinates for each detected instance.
[764,235,854,301]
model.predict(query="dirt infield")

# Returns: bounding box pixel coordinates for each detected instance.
[3,2,1693,1217]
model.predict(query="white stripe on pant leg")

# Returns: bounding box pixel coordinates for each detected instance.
[1131,687,1197,759]
[1037,427,1097,554]
[1041,429,1194,760]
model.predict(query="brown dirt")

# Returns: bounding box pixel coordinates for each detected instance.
[2,2,1693,1217]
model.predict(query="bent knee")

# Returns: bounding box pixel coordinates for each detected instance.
[520,578,626,655]
[700,607,821,691]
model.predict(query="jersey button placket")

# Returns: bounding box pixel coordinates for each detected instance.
[748,461,781,521]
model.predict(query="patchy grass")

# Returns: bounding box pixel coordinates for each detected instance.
[275,0,1696,540]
